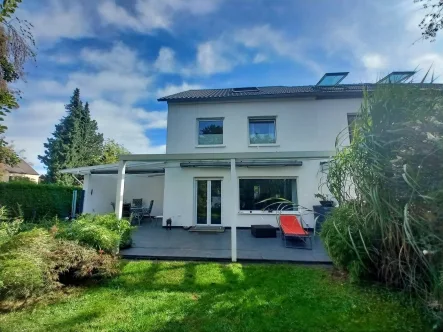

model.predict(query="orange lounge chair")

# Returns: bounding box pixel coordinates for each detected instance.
[278,215,313,249]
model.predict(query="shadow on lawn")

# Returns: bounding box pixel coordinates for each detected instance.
[108,262,318,332]
[38,262,425,332]
[50,310,101,331]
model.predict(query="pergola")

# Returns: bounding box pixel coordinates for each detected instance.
[115,151,334,262]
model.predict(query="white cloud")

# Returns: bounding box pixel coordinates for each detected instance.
[98,0,222,33]
[157,82,203,98]
[81,42,147,73]
[410,53,443,77]
[7,40,167,173]
[154,47,177,73]
[4,99,167,173]
[90,99,166,154]
[317,1,443,83]
[155,40,244,76]
[18,0,93,43]
[194,41,238,75]
[362,54,388,70]
[135,110,168,129]
[4,101,67,173]
[253,53,267,64]
[25,43,154,105]
[67,71,153,105]
[234,25,323,75]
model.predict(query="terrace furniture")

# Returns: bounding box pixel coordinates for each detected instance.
[313,205,334,233]
[251,224,277,238]
[144,200,154,219]
[131,198,144,225]
[110,202,131,218]
[277,214,313,249]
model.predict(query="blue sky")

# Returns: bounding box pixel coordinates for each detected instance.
[4,0,443,174]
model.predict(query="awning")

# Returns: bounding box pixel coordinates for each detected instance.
[180,159,303,168]
[60,162,166,175]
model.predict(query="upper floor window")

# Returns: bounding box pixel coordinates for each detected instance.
[198,119,223,145]
[249,117,276,144]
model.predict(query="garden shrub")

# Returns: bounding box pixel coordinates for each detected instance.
[89,214,133,249]
[56,213,133,253]
[321,203,376,282]
[0,254,46,299]
[0,182,80,220]
[0,227,118,300]
[324,84,443,324]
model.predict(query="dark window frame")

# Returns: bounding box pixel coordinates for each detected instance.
[239,178,298,211]
[197,118,224,146]
[248,117,277,145]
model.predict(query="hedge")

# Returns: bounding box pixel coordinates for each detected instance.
[0,182,80,220]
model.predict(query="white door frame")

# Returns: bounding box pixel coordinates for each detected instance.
[194,178,223,226]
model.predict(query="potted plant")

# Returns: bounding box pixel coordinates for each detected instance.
[314,193,334,207]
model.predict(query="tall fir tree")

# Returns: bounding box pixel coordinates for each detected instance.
[79,102,103,166]
[38,88,103,184]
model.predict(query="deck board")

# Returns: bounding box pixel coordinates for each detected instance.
[121,224,332,264]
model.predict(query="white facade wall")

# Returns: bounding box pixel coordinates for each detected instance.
[83,174,164,216]
[162,97,362,228]
[166,98,362,154]
[163,160,326,228]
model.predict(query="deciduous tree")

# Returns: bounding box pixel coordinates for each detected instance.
[100,139,130,164]
[0,0,35,167]
[415,0,443,40]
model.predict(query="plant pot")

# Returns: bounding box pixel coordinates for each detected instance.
[319,200,334,207]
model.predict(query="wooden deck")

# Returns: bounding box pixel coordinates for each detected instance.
[121,223,332,264]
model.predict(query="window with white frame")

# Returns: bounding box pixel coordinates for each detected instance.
[198,119,223,145]
[239,178,298,211]
[249,117,276,144]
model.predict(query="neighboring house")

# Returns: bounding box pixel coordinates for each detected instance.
[60,72,442,229]
[1,159,39,183]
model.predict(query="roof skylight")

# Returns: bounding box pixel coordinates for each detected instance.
[232,87,260,93]
[316,72,349,86]
[377,71,416,84]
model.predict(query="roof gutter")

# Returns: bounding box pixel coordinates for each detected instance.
[157,90,366,103]
[119,151,335,162]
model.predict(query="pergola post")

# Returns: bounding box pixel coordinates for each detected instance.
[115,160,127,220]
[230,158,237,262]
[82,174,91,213]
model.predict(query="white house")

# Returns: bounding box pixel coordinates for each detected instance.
[61,72,429,230]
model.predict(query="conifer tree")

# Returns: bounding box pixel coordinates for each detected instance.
[38,89,103,184]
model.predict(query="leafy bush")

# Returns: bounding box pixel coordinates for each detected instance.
[320,203,375,281]
[56,213,133,253]
[0,228,118,300]
[324,84,443,323]
[0,254,46,298]
[0,207,23,246]
[0,182,80,220]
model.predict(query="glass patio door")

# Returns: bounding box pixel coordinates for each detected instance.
[196,179,222,225]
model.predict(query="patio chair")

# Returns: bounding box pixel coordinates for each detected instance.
[277,214,313,250]
[143,200,154,220]
[131,198,144,225]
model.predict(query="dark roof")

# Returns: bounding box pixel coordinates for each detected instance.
[2,159,39,176]
[158,83,443,102]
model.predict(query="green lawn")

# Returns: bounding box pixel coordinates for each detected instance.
[0,261,429,332]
